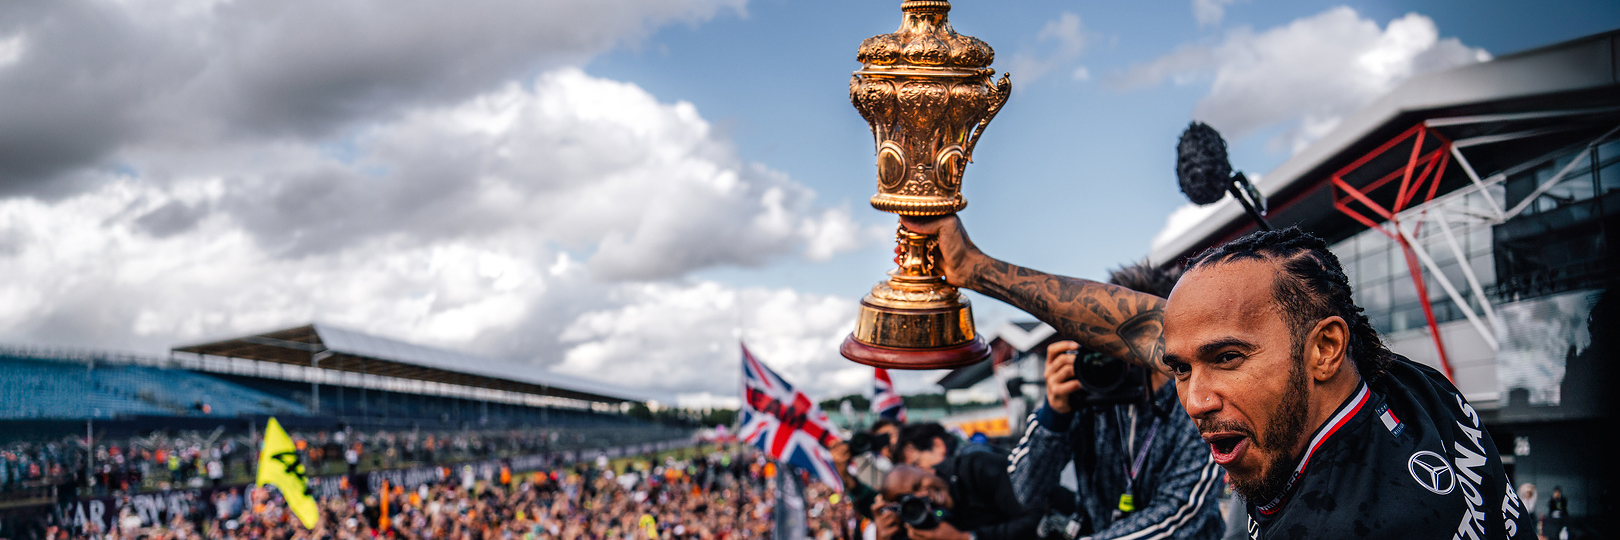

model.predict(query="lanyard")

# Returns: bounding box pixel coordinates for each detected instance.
[1117,405,1160,494]
[1113,405,1160,515]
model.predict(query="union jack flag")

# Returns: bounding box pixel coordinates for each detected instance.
[738,344,843,491]
[871,368,907,423]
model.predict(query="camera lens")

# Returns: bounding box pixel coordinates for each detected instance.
[898,495,939,529]
[1068,348,1149,407]
[1075,351,1129,393]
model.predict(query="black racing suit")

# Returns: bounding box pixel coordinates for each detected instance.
[1244,356,1535,540]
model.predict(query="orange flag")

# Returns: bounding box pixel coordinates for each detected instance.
[378,479,391,532]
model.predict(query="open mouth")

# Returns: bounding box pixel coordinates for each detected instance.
[1204,433,1249,465]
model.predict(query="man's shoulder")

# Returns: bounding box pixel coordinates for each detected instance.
[1370,355,1461,403]
[1257,356,1530,539]
[1264,397,1457,538]
[1366,355,1487,449]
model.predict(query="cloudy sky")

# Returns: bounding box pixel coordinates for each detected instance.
[1,0,1614,406]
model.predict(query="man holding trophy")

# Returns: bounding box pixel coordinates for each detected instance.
[841,3,1219,540]
[844,2,1531,539]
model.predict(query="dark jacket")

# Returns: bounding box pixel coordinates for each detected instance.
[935,451,1041,540]
[1008,381,1226,540]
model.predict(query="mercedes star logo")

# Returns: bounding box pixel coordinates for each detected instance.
[1407,450,1456,495]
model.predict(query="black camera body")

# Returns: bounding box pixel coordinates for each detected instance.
[893,494,948,530]
[1066,348,1149,407]
[848,431,891,456]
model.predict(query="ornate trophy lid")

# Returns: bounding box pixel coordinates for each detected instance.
[856,1,995,76]
[851,0,1009,216]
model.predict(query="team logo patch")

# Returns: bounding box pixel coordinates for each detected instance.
[1407,451,1456,495]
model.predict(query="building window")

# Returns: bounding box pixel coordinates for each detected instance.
[1493,140,1618,301]
[1330,137,1616,335]
[1332,209,1496,337]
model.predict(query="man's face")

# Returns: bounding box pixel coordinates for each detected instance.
[1163,260,1310,503]
[903,437,947,469]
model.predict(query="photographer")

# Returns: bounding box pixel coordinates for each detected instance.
[833,418,903,520]
[873,461,1038,540]
[1008,262,1224,540]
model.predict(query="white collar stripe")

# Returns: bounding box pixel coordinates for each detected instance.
[1296,383,1370,476]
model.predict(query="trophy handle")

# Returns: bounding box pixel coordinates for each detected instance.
[965,73,1011,159]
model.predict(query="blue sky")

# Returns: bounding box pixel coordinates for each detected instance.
[597,0,1618,292]
[589,0,1616,396]
[0,0,1614,403]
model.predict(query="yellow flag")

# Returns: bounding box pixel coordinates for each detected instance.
[257,417,320,528]
[639,514,658,539]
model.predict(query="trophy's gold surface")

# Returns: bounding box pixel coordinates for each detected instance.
[841,0,1009,370]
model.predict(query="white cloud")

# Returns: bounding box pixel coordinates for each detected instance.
[0,0,749,194]
[0,0,897,402]
[117,69,861,279]
[1149,201,1224,255]
[1008,12,1094,84]
[555,282,864,397]
[0,67,870,399]
[0,33,23,68]
[1192,0,1242,28]
[1117,8,1489,153]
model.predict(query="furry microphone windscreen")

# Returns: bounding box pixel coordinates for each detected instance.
[1176,121,1232,205]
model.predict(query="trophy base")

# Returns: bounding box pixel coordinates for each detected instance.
[840,290,991,369]
[840,334,990,370]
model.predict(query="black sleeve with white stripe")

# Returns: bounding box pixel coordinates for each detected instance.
[1007,404,1076,512]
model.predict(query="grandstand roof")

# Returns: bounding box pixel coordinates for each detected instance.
[1149,29,1620,264]
[173,323,661,405]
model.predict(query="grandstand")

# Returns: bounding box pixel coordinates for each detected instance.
[1,323,679,436]
[1,323,694,509]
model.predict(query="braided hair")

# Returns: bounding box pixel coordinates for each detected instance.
[1185,227,1393,380]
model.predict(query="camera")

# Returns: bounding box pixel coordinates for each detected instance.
[1064,348,1149,406]
[848,431,891,456]
[888,494,948,529]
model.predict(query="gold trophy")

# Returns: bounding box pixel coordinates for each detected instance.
[840,0,1010,369]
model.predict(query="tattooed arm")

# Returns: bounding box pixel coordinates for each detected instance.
[898,215,1167,371]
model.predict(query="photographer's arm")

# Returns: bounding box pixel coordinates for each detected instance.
[1007,342,1088,510]
[899,216,1167,372]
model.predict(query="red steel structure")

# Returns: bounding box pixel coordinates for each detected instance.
[1329,123,1456,380]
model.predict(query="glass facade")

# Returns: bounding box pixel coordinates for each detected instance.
[1331,197,1497,335]
[1330,138,1617,336]
[1494,138,1620,301]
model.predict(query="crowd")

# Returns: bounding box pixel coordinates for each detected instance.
[3,426,673,497]
[39,446,856,540]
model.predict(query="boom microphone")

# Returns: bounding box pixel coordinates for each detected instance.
[1174,121,1272,230]
[1176,121,1233,205]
